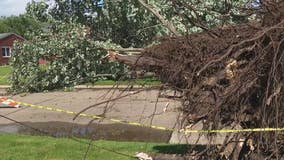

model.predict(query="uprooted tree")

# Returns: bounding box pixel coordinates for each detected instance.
[10,22,125,93]
[108,0,284,159]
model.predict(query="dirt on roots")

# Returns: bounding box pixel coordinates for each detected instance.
[136,1,284,159]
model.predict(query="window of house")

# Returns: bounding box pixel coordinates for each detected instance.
[2,47,11,57]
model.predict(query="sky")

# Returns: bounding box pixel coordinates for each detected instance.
[0,0,103,17]
[0,0,32,17]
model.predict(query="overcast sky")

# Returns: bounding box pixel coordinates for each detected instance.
[0,0,32,17]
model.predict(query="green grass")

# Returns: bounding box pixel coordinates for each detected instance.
[0,65,12,85]
[0,134,190,160]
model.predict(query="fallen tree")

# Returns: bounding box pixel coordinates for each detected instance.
[108,1,284,159]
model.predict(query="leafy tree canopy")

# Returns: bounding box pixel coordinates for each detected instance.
[26,0,254,47]
[0,15,42,38]
[10,0,256,93]
[10,22,125,93]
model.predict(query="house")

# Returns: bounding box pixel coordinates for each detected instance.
[0,33,25,65]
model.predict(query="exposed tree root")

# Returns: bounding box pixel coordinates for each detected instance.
[109,1,284,159]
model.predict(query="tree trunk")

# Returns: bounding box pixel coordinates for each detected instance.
[107,50,164,68]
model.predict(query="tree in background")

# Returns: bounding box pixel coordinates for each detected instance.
[0,15,42,38]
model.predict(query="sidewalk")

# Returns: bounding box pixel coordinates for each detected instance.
[0,84,160,89]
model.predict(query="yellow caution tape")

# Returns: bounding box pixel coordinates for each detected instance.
[11,101,284,134]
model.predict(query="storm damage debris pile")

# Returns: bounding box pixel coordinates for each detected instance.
[109,1,284,159]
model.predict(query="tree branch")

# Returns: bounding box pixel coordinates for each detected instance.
[136,0,181,36]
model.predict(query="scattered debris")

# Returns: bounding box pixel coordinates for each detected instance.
[135,152,153,160]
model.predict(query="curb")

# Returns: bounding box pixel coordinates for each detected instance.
[0,85,161,90]
[0,85,10,89]
[74,85,160,90]
[0,86,9,96]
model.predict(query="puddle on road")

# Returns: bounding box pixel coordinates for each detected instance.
[0,121,172,143]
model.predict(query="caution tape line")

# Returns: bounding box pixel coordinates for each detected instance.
[182,128,284,133]
[3,99,284,133]
[16,102,173,130]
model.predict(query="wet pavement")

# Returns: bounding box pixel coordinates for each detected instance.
[0,121,172,142]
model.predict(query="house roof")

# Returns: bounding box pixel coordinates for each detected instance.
[0,33,25,41]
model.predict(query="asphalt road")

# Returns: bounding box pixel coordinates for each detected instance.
[0,88,228,144]
[0,89,181,142]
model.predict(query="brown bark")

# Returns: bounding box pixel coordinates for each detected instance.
[137,0,181,36]
[107,50,165,67]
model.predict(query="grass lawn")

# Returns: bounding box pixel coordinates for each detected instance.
[0,66,12,85]
[0,134,189,160]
